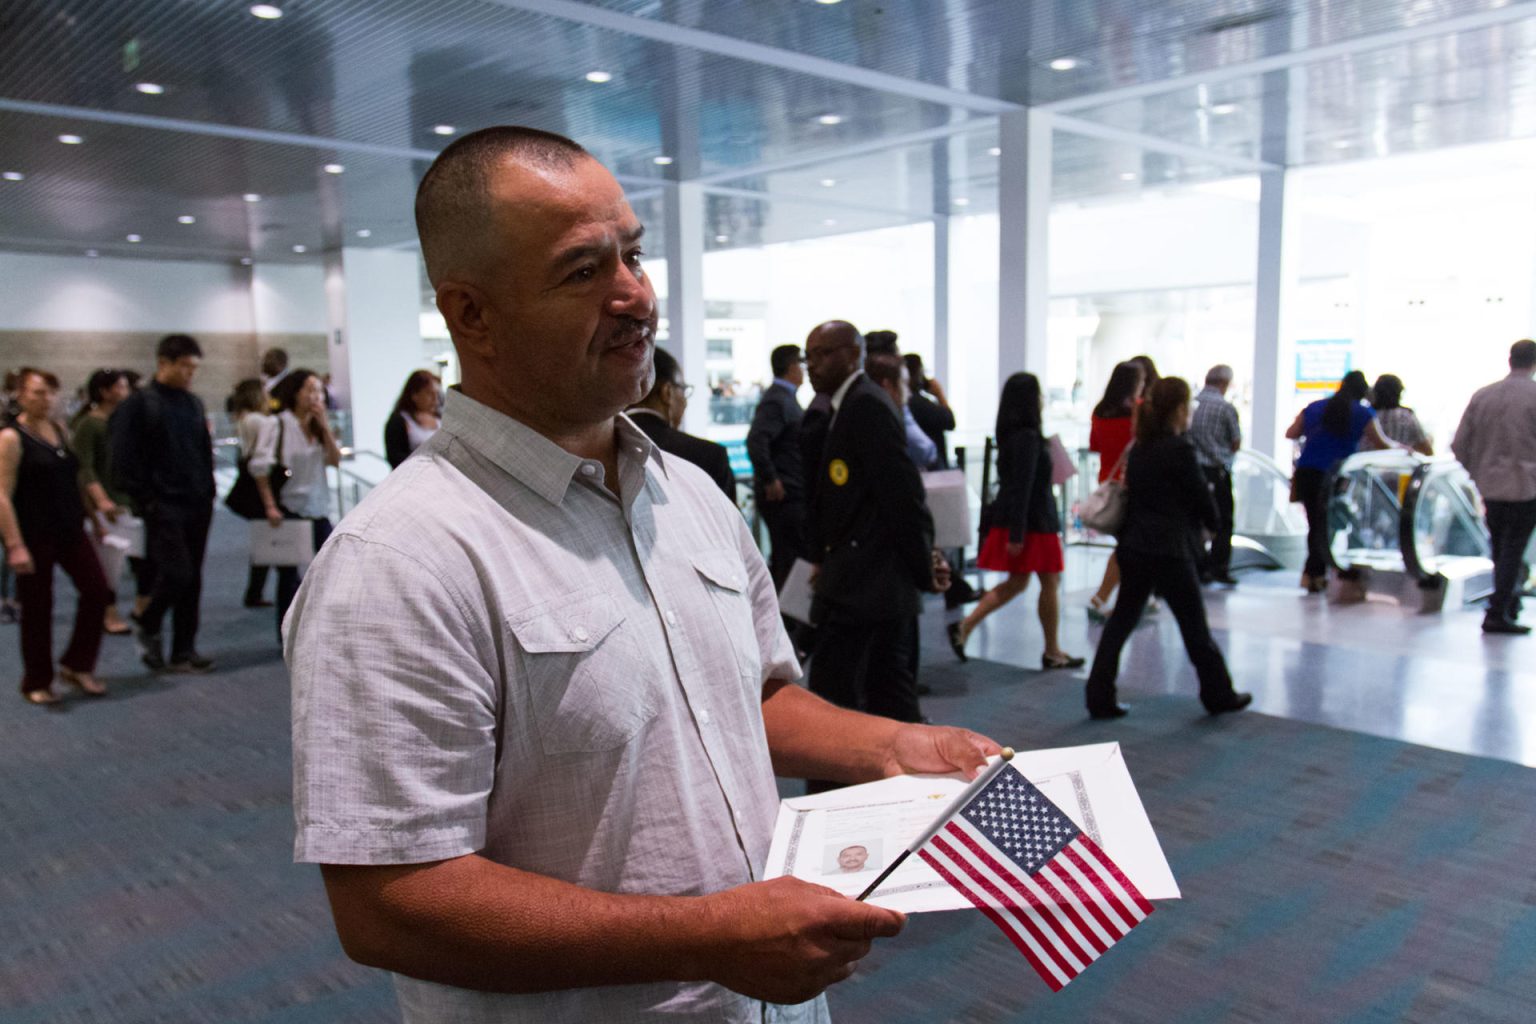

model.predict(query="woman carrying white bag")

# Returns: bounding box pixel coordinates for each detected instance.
[250,370,341,643]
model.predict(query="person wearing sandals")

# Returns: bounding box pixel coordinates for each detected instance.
[230,378,275,608]
[949,372,1084,670]
[73,368,145,635]
[0,368,111,705]
[1083,378,1251,720]
[1085,361,1144,622]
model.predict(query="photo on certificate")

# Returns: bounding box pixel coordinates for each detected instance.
[824,840,882,876]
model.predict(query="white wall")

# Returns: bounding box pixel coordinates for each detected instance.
[251,263,327,335]
[0,251,254,332]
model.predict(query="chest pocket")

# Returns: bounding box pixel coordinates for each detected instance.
[691,550,763,689]
[507,590,658,756]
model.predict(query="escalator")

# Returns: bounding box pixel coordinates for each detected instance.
[1230,448,1308,571]
[1326,452,1494,609]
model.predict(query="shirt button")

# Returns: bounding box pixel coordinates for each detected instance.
[580,465,596,476]
[665,610,678,626]
[698,708,712,725]
[572,627,590,642]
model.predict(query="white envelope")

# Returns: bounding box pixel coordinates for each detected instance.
[249,519,314,567]
[778,558,817,625]
[922,469,973,550]
[764,742,1179,913]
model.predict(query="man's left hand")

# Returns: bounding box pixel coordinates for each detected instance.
[880,723,1002,781]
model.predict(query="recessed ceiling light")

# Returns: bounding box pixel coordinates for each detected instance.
[819,178,837,187]
[126,234,141,243]
[250,4,283,19]
[585,71,613,84]
[1119,172,1138,181]
[292,244,307,253]
[822,218,838,226]
[953,197,971,207]
[177,215,196,224]
[1211,102,1239,115]
[714,234,729,243]
[988,147,1002,156]
[85,249,99,258]
[135,82,165,95]
[323,163,345,174]
[815,114,844,126]
[355,228,372,238]
[242,192,261,202]
[58,134,83,145]
[815,0,843,5]
[432,124,455,136]
[2,171,22,181]
[653,155,674,166]
[239,257,253,266]
[1048,58,1080,72]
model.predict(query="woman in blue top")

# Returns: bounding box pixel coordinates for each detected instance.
[1284,370,1402,592]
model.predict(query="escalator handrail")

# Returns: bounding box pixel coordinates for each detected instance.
[1399,456,1491,582]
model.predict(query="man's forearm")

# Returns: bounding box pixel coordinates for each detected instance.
[323,855,724,994]
[759,679,902,783]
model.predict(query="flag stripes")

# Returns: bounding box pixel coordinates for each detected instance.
[919,813,1154,990]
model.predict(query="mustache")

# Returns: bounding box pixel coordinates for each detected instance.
[607,316,656,347]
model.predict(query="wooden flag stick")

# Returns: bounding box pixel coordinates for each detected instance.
[855,747,1014,902]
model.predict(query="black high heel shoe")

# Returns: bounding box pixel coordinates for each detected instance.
[1087,702,1129,720]
[946,622,968,663]
[1041,652,1085,670]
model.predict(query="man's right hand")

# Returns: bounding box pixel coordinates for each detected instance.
[762,479,786,503]
[265,506,284,528]
[699,876,905,1005]
[6,543,34,575]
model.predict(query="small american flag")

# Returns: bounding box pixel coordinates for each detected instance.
[917,764,1154,990]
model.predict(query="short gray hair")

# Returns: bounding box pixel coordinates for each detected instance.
[1205,364,1234,387]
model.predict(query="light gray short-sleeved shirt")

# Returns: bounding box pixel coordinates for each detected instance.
[286,389,826,1024]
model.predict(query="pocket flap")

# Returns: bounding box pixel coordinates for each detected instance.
[507,591,625,654]
[690,550,747,593]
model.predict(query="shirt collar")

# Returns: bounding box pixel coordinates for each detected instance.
[625,406,668,424]
[829,369,864,412]
[772,377,798,393]
[440,389,661,506]
[1196,385,1225,401]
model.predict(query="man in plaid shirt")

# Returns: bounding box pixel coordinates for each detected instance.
[1190,365,1242,585]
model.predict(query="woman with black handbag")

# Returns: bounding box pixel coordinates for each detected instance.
[948,372,1084,670]
[250,370,341,642]
[1083,378,1251,720]
[226,379,274,607]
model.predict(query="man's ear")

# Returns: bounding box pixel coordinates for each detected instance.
[436,281,494,362]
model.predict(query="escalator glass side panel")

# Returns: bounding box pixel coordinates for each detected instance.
[1327,451,1420,573]
[1409,459,1491,579]
[1230,448,1308,569]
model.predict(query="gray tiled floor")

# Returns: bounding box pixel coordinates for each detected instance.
[943,546,1536,767]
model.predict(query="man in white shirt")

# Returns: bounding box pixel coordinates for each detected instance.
[1452,339,1536,635]
[285,126,999,1023]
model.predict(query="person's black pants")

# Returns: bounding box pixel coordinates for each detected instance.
[1292,466,1331,579]
[1484,499,1536,623]
[759,498,806,593]
[1085,549,1234,713]
[138,501,213,659]
[809,615,922,723]
[275,517,333,642]
[1202,465,1235,578]
[245,564,270,605]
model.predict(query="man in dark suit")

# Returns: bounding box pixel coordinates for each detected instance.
[626,348,736,501]
[803,321,948,727]
[745,344,806,590]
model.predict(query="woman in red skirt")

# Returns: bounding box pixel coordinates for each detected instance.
[948,372,1084,669]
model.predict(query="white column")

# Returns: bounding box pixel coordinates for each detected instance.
[998,108,1052,380]
[324,246,424,455]
[933,212,951,386]
[1251,63,1297,458]
[664,181,707,434]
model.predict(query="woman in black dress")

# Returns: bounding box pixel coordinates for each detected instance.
[1084,377,1251,720]
[0,368,111,705]
[949,373,1084,669]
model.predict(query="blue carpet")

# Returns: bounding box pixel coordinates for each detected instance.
[4,511,1536,1021]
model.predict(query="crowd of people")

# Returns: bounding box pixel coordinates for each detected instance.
[8,125,1536,1019]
